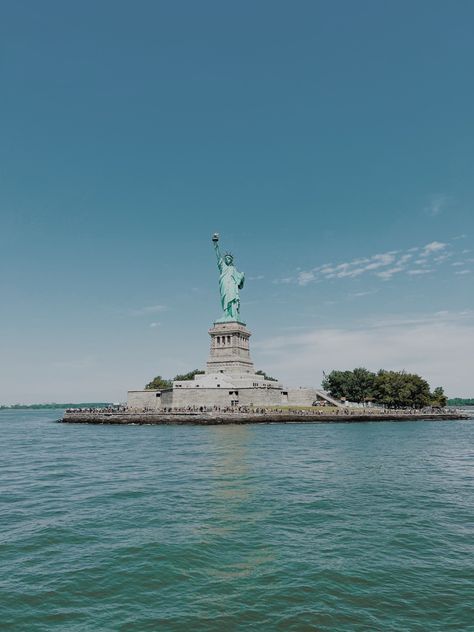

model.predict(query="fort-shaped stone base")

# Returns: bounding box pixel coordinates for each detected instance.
[127,320,339,411]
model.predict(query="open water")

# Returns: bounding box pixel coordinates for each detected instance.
[1,409,474,631]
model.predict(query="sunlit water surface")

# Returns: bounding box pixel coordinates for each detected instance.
[1,410,473,631]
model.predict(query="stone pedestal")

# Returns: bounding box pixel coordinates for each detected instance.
[206,321,255,375]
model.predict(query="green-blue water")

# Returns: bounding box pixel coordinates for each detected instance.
[1,410,473,631]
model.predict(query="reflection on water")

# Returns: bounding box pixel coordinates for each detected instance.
[212,425,253,499]
[203,425,276,579]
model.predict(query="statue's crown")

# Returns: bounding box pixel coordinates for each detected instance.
[224,251,233,259]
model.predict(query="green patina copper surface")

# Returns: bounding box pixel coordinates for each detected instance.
[212,233,245,323]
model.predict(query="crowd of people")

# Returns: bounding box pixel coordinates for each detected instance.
[65,406,127,414]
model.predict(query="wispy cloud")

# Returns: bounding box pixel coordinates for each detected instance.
[424,194,449,217]
[406,268,433,275]
[278,239,472,286]
[419,240,446,255]
[349,289,378,298]
[149,322,161,328]
[376,265,406,280]
[129,304,167,316]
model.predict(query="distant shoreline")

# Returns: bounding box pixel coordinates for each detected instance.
[0,403,112,411]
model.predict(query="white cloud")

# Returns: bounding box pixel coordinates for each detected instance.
[455,270,471,275]
[407,268,433,275]
[349,290,378,298]
[376,266,405,280]
[297,271,316,285]
[149,322,161,328]
[424,194,449,217]
[253,311,474,397]
[288,240,458,286]
[433,253,451,263]
[419,241,447,256]
[129,304,167,316]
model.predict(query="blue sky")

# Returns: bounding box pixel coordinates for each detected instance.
[1,0,473,403]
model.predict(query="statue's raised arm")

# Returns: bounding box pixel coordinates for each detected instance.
[212,233,223,271]
[211,233,245,323]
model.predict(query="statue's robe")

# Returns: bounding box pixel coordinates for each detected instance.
[218,258,245,313]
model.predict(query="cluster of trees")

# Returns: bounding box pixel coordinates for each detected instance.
[255,370,277,382]
[145,369,205,390]
[447,397,474,406]
[321,368,447,408]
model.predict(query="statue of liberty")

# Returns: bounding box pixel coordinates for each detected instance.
[212,233,245,322]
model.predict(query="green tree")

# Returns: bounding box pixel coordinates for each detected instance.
[144,375,172,390]
[321,370,353,400]
[321,368,376,402]
[349,367,377,403]
[173,369,205,381]
[255,369,278,382]
[373,370,431,408]
[431,386,447,408]
[447,397,474,406]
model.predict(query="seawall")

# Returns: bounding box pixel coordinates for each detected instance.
[60,411,469,425]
